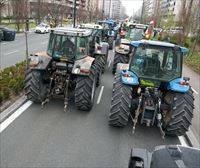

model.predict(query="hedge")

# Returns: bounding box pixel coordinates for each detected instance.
[0,61,26,104]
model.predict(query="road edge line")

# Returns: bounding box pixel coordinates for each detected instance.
[185,129,200,148]
[0,95,27,123]
[0,101,32,133]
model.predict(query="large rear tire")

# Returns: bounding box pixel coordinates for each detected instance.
[74,64,96,111]
[109,74,132,126]
[25,70,48,103]
[112,53,129,74]
[162,89,194,136]
[108,37,114,50]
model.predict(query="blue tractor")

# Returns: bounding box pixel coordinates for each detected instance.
[97,19,119,49]
[109,40,194,137]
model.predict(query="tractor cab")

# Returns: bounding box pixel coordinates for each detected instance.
[121,23,148,40]
[129,40,186,83]
[47,28,92,61]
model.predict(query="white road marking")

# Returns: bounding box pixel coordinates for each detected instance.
[4,50,18,56]
[97,86,105,104]
[0,101,32,133]
[178,136,189,147]
[108,60,112,68]
[191,87,199,95]
[1,42,7,45]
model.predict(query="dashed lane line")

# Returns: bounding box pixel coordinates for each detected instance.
[4,50,18,56]
[191,87,199,95]
[96,86,105,104]
[0,101,33,133]
[108,60,112,68]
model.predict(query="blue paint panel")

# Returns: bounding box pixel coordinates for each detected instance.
[180,47,189,55]
[130,40,189,54]
[167,78,190,93]
[121,70,139,86]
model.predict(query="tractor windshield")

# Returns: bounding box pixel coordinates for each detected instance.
[130,45,182,81]
[47,33,88,60]
[126,27,145,41]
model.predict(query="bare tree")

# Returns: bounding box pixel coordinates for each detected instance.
[179,0,195,43]
[11,0,27,32]
[44,0,68,27]
[0,0,8,23]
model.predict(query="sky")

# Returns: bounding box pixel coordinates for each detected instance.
[121,0,143,16]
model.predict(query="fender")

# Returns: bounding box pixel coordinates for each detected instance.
[121,70,139,86]
[115,45,130,55]
[95,42,109,55]
[72,56,95,76]
[167,78,190,93]
[29,54,52,70]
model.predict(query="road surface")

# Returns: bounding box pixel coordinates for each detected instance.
[0,32,49,69]
[0,36,199,167]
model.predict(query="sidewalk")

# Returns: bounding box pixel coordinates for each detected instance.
[183,64,200,147]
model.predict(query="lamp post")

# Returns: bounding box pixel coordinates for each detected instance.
[73,0,77,27]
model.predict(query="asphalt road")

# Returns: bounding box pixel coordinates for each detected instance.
[0,32,49,69]
[1,50,182,168]
[0,35,199,167]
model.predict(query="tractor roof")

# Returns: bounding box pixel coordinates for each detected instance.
[131,40,189,54]
[127,22,148,29]
[50,27,92,37]
[79,23,103,30]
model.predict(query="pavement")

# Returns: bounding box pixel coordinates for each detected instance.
[0,36,199,167]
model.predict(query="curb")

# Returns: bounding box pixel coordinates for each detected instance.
[0,95,27,123]
[185,129,200,148]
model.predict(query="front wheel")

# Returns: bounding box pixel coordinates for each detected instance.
[109,73,132,126]
[162,89,194,136]
[74,64,97,111]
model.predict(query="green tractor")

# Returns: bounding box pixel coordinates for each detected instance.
[79,23,109,79]
[25,28,101,111]
[112,23,148,74]
[109,40,194,137]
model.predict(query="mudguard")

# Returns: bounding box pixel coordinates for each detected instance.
[29,54,52,70]
[167,78,190,93]
[115,44,130,55]
[121,70,139,86]
[95,42,109,55]
[72,56,95,76]
[128,148,152,168]
[116,63,129,73]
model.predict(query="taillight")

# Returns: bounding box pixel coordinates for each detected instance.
[122,73,131,77]
[179,81,189,85]
[80,69,90,73]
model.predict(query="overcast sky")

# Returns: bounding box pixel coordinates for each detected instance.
[121,0,143,16]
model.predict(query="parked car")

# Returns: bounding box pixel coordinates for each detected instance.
[0,27,16,41]
[0,29,3,41]
[35,23,50,33]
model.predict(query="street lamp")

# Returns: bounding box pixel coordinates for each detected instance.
[73,0,77,28]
